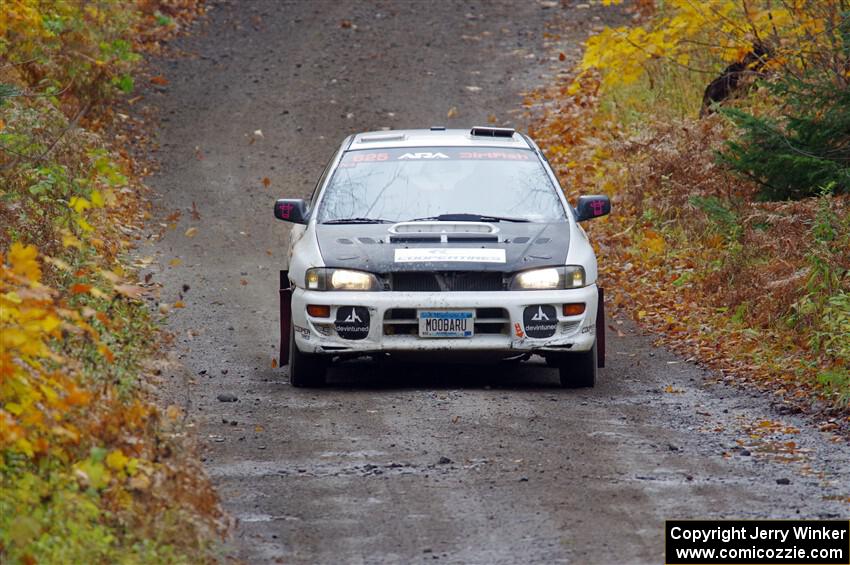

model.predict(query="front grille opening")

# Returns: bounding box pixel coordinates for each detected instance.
[389,272,505,292]
[391,273,441,292]
[383,308,510,336]
[385,308,416,320]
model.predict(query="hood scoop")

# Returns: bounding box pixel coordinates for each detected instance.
[388,221,500,244]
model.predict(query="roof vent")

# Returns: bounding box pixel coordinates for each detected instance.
[430,126,446,131]
[470,126,515,138]
[358,133,406,143]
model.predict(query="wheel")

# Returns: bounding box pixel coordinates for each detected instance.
[558,340,597,388]
[289,320,327,387]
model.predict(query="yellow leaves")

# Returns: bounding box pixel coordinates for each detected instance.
[6,402,24,416]
[76,216,94,233]
[587,0,830,95]
[184,227,198,238]
[62,230,83,249]
[74,459,110,490]
[642,229,666,256]
[90,189,105,207]
[106,449,129,471]
[8,242,41,282]
[69,196,91,214]
[0,243,104,460]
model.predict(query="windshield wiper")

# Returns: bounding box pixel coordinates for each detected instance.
[407,213,530,223]
[323,217,393,225]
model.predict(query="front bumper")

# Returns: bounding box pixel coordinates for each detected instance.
[290,285,598,356]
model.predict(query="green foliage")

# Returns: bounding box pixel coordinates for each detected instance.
[1,2,220,563]
[719,75,850,200]
[0,464,191,564]
[689,195,741,241]
[783,187,850,402]
[1,1,142,104]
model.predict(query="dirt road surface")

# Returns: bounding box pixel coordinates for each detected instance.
[143,1,850,563]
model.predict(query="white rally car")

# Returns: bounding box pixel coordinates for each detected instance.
[274,127,610,387]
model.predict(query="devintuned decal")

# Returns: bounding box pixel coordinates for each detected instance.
[394,248,506,263]
[334,306,370,340]
[523,305,557,338]
[580,324,596,335]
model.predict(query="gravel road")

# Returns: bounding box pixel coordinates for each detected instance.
[143,1,850,563]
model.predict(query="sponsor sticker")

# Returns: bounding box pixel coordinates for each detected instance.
[334,306,370,340]
[339,147,534,167]
[394,248,506,263]
[523,305,557,338]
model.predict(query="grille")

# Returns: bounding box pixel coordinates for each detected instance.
[389,271,505,292]
[383,308,510,336]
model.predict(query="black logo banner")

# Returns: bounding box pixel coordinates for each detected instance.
[523,305,557,338]
[334,306,370,340]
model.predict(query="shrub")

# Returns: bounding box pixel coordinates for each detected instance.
[719,75,850,200]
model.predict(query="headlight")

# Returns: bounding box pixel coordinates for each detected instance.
[305,268,380,291]
[511,266,586,290]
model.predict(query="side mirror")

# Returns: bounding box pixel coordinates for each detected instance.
[274,198,308,224]
[575,195,611,222]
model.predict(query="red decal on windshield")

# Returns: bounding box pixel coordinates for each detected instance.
[458,151,531,160]
[351,152,389,163]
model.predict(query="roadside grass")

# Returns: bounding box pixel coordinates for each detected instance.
[1,1,225,563]
[529,3,849,421]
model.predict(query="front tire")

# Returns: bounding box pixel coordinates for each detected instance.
[558,340,597,388]
[289,321,327,387]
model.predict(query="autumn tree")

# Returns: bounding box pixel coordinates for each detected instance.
[579,0,850,199]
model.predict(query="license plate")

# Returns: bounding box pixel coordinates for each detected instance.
[418,310,474,338]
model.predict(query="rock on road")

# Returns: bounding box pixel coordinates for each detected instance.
[145,1,850,563]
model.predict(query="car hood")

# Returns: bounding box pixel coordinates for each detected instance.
[315,222,569,273]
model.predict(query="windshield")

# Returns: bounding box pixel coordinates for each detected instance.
[317,147,566,224]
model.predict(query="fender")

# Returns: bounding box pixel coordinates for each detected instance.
[596,286,605,368]
[279,270,292,366]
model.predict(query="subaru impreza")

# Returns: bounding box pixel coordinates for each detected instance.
[274,127,610,387]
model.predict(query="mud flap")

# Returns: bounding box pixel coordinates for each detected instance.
[596,286,606,368]
[279,270,292,366]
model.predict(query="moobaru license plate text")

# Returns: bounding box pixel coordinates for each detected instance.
[419,310,474,337]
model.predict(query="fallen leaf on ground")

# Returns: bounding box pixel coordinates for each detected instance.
[71,283,92,295]
[184,227,197,238]
[115,284,145,299]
